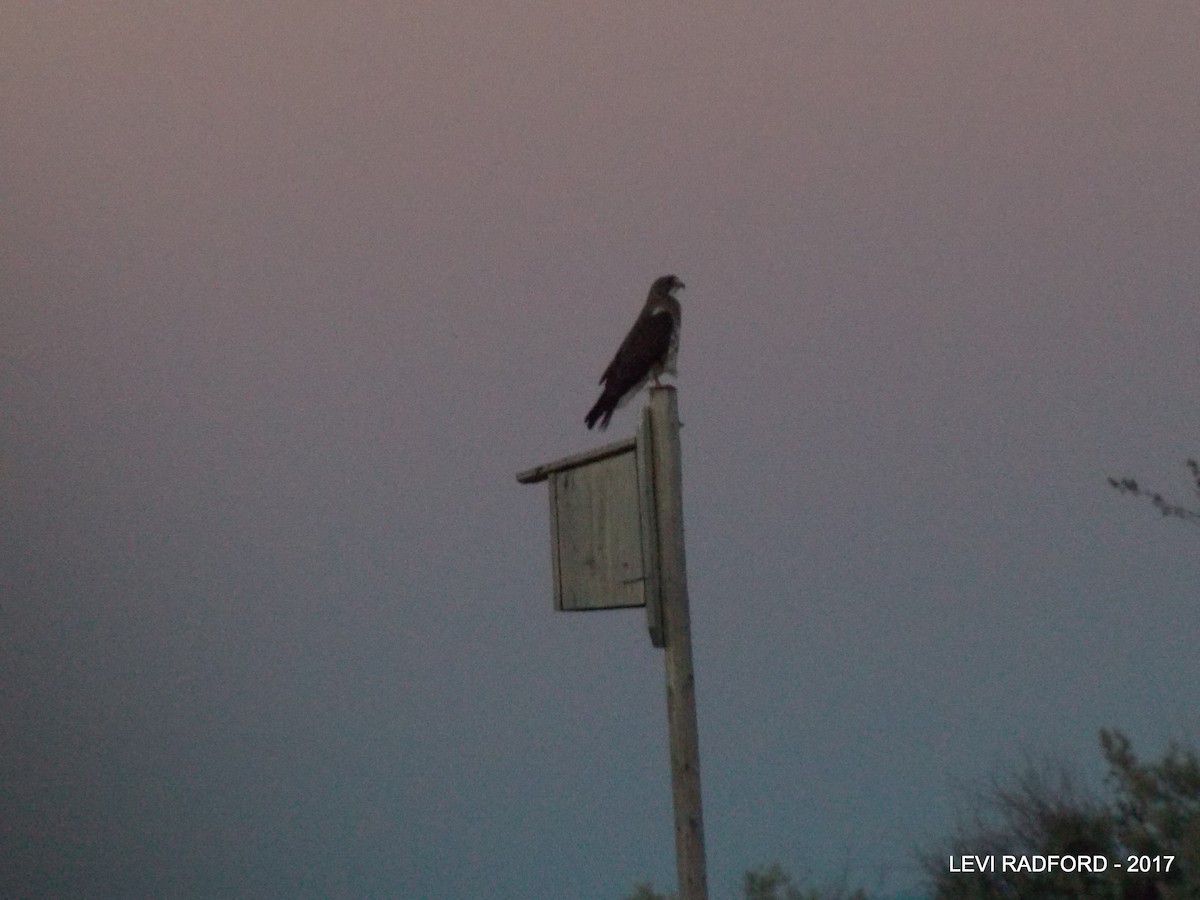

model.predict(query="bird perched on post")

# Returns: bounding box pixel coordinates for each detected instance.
[585,275,684,430]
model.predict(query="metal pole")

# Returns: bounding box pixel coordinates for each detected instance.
[648,387,708,900]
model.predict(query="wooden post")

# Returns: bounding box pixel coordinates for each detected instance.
[647,386,708,900]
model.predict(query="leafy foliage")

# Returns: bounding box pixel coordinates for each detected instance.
[624,862,868,900]
[744,862,868,900]
[1102,729,1200,899]
[1108,459,1200,526]
[925,730,1200,899]
[626,733,1198,899]
[623,882,674,900]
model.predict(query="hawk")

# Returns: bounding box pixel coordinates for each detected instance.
[585,275,684,430]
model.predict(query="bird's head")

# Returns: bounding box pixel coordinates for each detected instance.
[652,274,685,297]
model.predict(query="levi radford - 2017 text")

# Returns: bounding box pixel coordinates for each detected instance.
[948,855,1175,875]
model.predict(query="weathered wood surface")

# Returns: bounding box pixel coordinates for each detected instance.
[515,435,637,484]
[648,387,708,900]
[549,450,646,611]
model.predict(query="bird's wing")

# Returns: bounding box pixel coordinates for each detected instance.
[600,307,675,389]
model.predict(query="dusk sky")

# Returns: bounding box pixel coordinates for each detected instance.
[4,5,1199,898]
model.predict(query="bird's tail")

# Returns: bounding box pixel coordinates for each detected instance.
[585,398,612,430]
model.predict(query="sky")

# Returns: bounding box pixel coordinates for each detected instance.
[3,4,1199,898]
